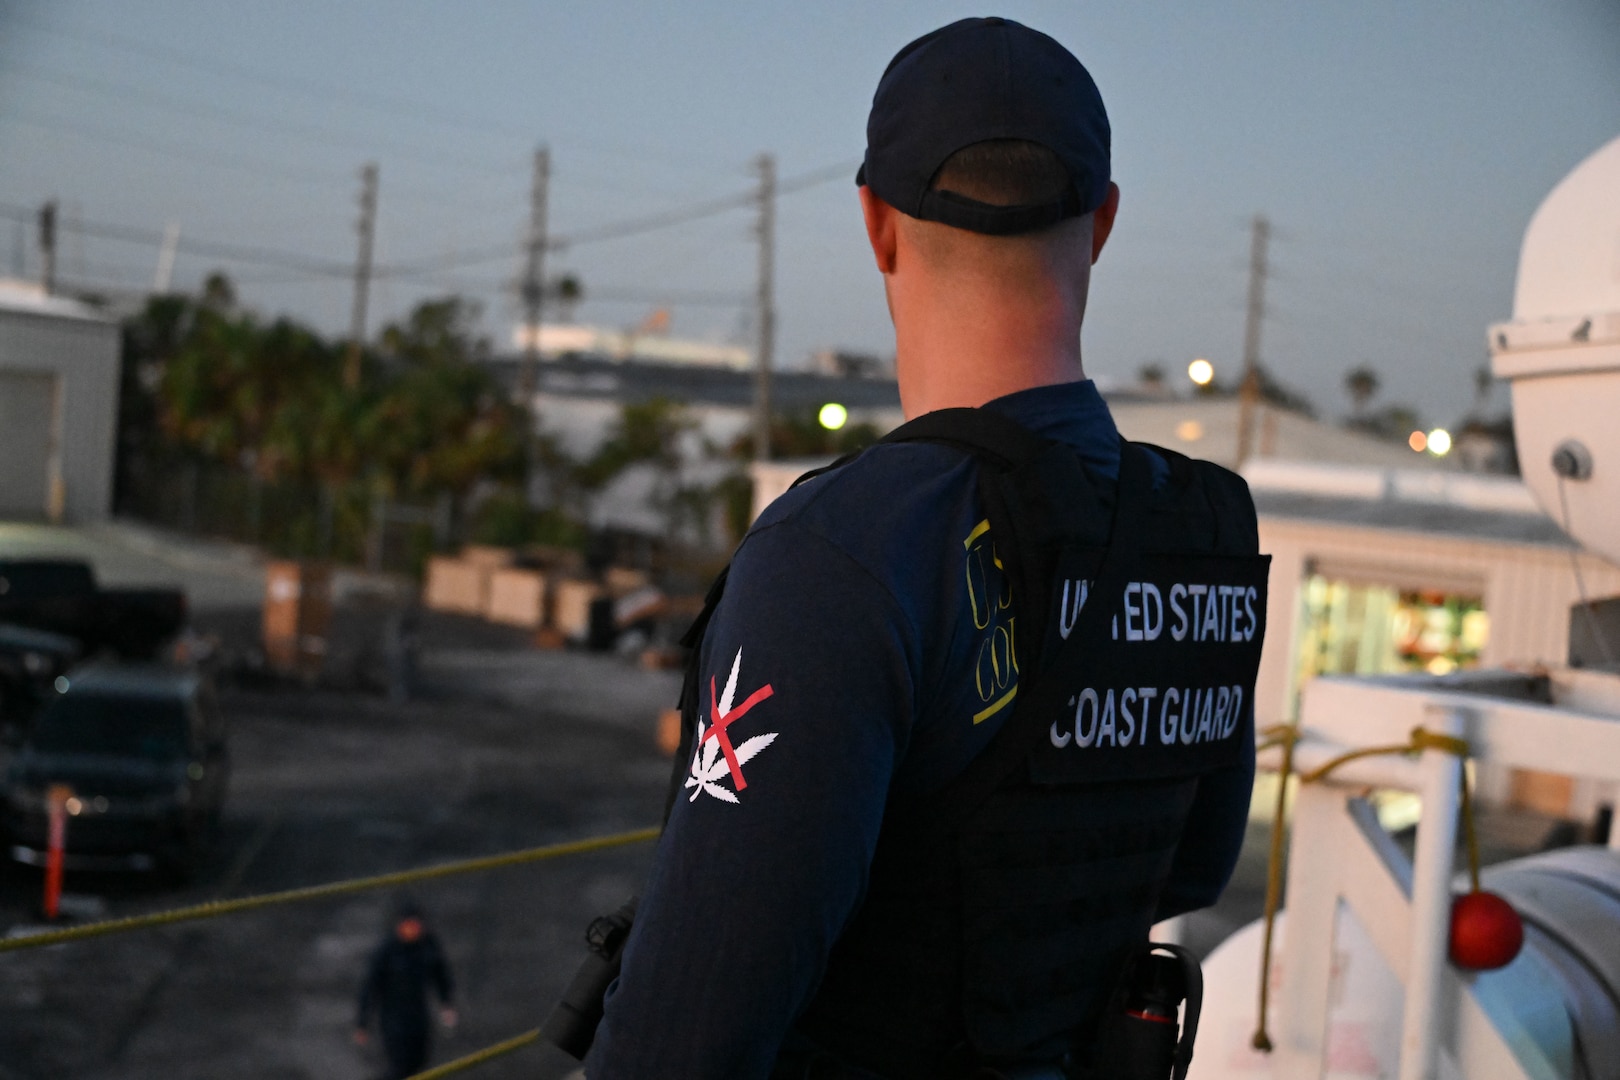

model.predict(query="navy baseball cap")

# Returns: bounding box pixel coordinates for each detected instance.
[857,17,1111,235]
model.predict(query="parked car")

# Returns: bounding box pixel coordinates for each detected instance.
[0,559,187,660]
[0,622,80,742]
[3,665,228,876]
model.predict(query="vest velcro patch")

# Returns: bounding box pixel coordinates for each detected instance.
[1028,550,1269,786]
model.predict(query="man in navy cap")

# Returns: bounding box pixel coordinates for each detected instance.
[587,17,1262,1079]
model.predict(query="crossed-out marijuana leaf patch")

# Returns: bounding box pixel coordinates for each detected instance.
[685,648,777,804]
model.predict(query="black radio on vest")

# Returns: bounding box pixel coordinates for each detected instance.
[546,407,1268,1080]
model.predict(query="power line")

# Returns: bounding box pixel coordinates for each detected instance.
[0,200,352,278]
[381,159,857,279]
[4,61,688,203]
[345,163,380,387]
[519,146,551,490]
[3,62,523,181]
[14,15,731,176]
[0,158,855,292]
[0,108,519,214]
[753,153,777,461]
[1236,214,1270,467]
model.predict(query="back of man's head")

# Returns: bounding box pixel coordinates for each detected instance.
[860,19,1114,286]
[902,138,1094,283]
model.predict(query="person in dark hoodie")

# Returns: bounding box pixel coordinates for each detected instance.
[354,898,458,1079]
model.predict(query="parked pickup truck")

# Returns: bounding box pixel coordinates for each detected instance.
[0,559,187,661]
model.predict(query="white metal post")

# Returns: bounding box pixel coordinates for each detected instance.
[1398,708,1466,1080]
[1271,781,1344,1078]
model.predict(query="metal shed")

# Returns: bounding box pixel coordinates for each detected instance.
[0,280,121,523]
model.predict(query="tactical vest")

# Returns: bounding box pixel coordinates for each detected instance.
[669,408,1269,1079]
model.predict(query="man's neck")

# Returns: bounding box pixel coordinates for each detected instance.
[893,288,1087,417]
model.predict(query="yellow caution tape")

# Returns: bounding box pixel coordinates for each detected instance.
[406,1028,542,1080]
[0,825,659,954]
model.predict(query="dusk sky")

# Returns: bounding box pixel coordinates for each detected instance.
[2,1,1617,427]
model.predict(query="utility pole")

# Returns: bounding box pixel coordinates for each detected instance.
[518,146,550,495]
[1235,214,1270,467]
[37,200,57,295]
[752,153,777,461]
[344,162,379,390]
[153,221,181,293]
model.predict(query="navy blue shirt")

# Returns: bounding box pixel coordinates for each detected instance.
[587,381,1250,1078]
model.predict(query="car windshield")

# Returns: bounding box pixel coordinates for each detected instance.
[31,693,188,760]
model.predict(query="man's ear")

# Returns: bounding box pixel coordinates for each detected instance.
[859,186,899,274]
[1090,182,1120,265]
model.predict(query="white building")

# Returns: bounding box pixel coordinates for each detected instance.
[512,322,752,371]
[0,280,121,523]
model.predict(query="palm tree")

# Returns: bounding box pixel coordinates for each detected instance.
[1344,366,1380,417]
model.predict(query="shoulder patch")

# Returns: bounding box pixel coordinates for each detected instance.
[685,649,778,804]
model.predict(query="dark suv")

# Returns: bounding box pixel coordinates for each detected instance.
[3,665,228,876]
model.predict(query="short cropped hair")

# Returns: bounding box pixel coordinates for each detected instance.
[929,139,1073,208]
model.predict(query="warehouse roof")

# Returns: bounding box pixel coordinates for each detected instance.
[1244,459,1570,547]
[0,279,115,324]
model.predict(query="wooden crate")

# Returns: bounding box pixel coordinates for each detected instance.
[424,556,486,615]
[460,544,515,571]
[263,560,331,676]
[486,567,548,629]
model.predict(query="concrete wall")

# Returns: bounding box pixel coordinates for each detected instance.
[0,306,121,523]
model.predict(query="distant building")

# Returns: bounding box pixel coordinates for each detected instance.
[1107,394,1441,472]
[486,351,904,542]
[510,322,752,371]
[0,279,121,523]
[808,348,892,380]
[751,393,1441,518]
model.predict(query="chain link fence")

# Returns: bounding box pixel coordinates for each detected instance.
[117,456,450,577]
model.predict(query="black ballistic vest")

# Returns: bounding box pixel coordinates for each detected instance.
[671,408,1269,1078]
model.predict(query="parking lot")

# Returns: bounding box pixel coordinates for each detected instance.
[1,642,680,1080]
[0,524,681,1080]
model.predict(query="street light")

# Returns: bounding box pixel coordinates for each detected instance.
[818,402,848,430]
[1188,358,1214,387]
[1427,428,1453,456]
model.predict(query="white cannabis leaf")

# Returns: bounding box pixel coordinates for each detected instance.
[683,648,777,805]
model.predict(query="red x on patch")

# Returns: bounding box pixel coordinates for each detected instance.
[703,675,774,790]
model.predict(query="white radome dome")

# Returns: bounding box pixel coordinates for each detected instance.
[1492,133,1620,570]
[1513,134,1620,322]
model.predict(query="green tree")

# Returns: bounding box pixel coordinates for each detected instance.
[368,298,525,504]
[1344,366,1380,417]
